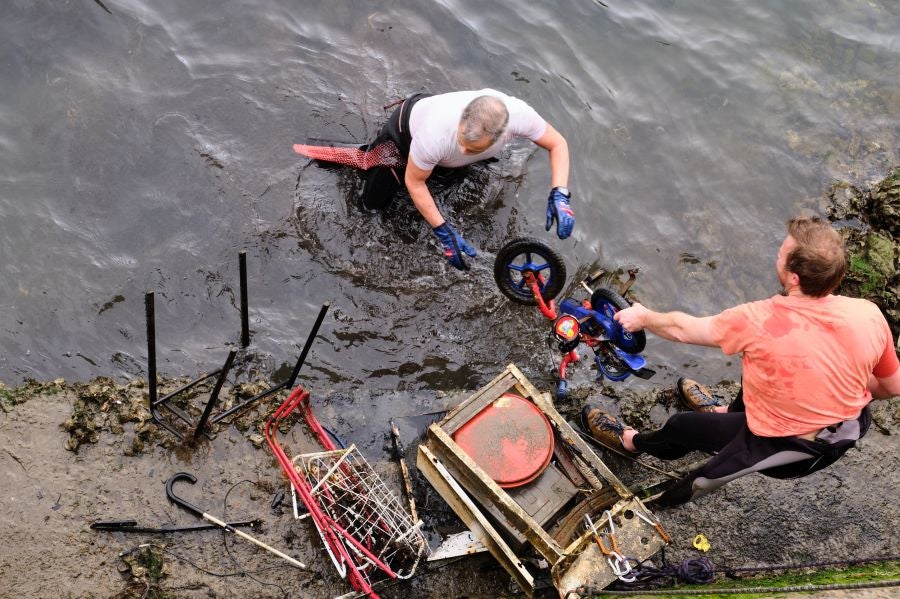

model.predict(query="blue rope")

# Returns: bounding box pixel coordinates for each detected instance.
[323,425,346,449]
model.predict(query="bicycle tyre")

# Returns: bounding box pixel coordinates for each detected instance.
[590,285,647,353]
[494,237,566,305]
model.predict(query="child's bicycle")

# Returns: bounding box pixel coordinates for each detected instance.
[493,237,655,400]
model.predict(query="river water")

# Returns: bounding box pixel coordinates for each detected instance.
[2,0,898,395]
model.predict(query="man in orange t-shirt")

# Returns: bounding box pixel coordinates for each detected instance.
[581,216,900,506]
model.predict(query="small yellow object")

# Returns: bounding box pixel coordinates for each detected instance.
[692,533,711,552]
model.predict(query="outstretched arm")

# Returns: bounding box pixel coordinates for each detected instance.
[535,124,573,239]
[533,123,569,188]
[405,161,443,226]
[614,303,720,347]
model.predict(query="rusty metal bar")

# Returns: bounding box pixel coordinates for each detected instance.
[532,390,630,497]
[390,419,419,523]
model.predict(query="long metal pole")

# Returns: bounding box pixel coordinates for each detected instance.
[239,251,250,348]
[286,301,330,389]
[146,290,184,439]
[145,292,157,405]
[210,382,285,423]
[193,350,236,439]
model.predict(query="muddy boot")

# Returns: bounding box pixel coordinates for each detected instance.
[676,377,721,413]
[646,475,698,509]
[580,405,636,453]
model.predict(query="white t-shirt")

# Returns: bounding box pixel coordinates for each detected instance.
[407,89,547,172]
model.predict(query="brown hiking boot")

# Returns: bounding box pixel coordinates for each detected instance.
[676,377,720,412]
[580,405,635,453]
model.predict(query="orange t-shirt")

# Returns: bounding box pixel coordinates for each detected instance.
[710,294,898,437]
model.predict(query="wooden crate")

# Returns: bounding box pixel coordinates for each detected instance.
[417,364,668,597]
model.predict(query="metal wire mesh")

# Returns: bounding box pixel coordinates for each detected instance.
[292,444,426,581]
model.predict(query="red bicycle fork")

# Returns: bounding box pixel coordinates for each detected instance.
[559,349,580,379]
[524,272,558,321]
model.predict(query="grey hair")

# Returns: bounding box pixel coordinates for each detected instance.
[459,96,509,143]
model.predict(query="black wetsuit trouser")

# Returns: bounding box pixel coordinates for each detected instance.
[362,92,431,210]
[639,391,871,507]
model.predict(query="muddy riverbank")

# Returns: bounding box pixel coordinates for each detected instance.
[1,372,898,598]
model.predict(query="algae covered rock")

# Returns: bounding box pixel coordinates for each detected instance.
[118,545,170,597]
[63,377,169,453]
[829,167,900,339]
[63,378,123,452]
[867,170,900,236]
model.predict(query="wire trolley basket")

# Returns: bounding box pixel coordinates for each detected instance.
[292,446,426,581]
[266,387,426,598]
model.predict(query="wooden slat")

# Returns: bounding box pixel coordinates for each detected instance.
[439,370,517,435]
[532,392,631,497]
[428,425,564,563]
[417,445,535,597]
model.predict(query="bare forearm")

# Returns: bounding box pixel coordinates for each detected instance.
[535,124,569,188]
[548,139,569,188]
[615,302,719,347]
[642,310,702,343]
[869,372,900,399]
[407,180,444,227]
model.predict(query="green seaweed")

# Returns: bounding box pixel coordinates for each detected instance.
[849,255,887,296]
[589,559,900,598]
[0,379,65,409]
[830,168,899,339]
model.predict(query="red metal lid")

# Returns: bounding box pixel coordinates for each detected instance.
[452,393,554,488]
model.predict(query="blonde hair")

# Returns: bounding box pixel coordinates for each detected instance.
[459,96,509,143]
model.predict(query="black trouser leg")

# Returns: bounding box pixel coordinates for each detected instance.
[633,412,748,459]
[635,412,748,507]
[643,411,822,507]
[362,93,430,211]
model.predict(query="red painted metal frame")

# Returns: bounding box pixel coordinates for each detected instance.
[523,273,595,383]
[265,387,397,599]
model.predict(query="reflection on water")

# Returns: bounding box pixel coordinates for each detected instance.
[1,0,898,399]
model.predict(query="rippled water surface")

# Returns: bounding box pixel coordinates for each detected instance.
[2,0,898,394]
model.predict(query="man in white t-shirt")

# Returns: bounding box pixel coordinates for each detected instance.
[400,89,573,270]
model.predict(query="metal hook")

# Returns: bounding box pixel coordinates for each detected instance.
[609,551,636,582]
[165,472,205,519]
[603,509,616,534]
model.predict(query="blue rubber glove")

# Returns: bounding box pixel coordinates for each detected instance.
[546,187,574,239]
[432,222,477,270]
